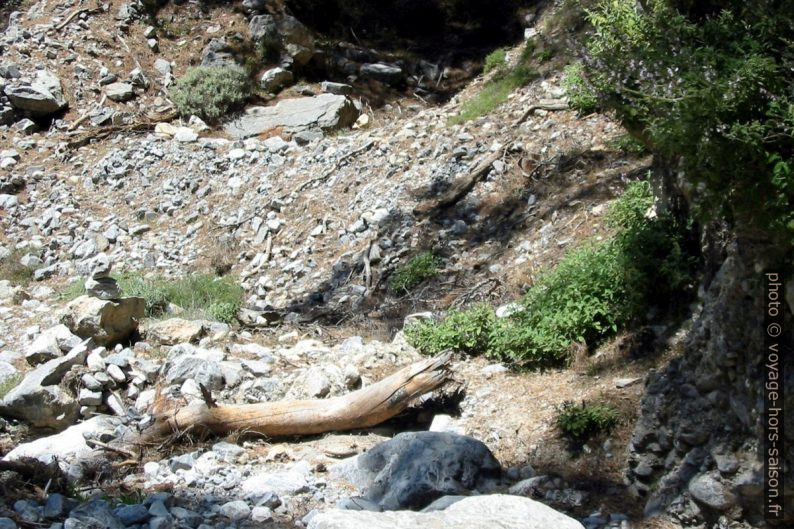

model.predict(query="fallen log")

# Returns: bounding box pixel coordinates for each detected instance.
[136,352,454,445]
[513,99,569,126]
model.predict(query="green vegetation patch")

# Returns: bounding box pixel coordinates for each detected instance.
[449,40,538,124]
[562,62,598,114]
[0,250,35,286]
[406,182,696,368]
[62,273,244,325]
[555,400,619,442]
[170,66,251,123]
[388,251,441,294]
[483,48,507,73]
[0,373,22,399]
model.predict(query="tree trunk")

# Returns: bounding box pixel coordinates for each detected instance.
[136,352,455,445]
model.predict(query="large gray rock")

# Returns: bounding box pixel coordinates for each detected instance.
[163,345,224,390]
[145,318,204,346]
[0,342,89,429]
[25,324,81,365]
[60,295,144,346]
[4,70,67,116]
[307,494,584,529]
[360,63,403,84]
[250,14,314,66]
[688,473,734,511]
[66,500,126,529]
[2,416,117,466]
[351,432,502,510]
[224,94,359,139]
[260,67,293,93]
[104,82,135,102]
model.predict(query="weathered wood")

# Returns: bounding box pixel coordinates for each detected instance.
[513,99,569,126]
[413,152,502,216]
[136,352,454,445]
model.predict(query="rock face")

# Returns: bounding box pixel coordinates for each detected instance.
[628,239,794,521]
[4,70,67,115]
[224,94,359,139]
[307,494,585,529]
[352,432,502,510]
[60,295,145,346]
[0,342,88,429]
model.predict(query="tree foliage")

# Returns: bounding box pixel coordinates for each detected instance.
[578,0,794,246]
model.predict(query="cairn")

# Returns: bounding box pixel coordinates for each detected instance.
[84,253,121,300]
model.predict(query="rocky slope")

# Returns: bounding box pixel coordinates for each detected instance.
[1,1,786,529]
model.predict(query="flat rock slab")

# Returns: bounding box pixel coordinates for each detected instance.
[224,94,359,139]
[356,431,502,510]
[307,494,585,529]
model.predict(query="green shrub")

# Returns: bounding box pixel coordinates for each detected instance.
[406,182,696,368]
[607,134,647,155]
[0,373,21,399]
[562,63,598,114]
[555,400,619,442]
[404,305,497,355]
[207,301,239,325]
[388,251,441,294]
[170,66,251,123]
[483,48,507,73]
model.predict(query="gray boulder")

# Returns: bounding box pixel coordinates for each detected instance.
[3,416,118,466]
[260,67,293,93]
[25,324,81,365]
[360,63,403,85]
[104,82,135,102]
[60,295,144,346]
[307,494,584,529]
[224,94,359,139]
[353,431,502,510]
[65,500,126,529]
[4,70,67,116]
[0,342,89,429]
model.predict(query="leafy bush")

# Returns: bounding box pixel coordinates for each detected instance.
[406,182,696,368]
[608,134,647,155]
[580,0,794,245]
[404,305,497,355]
[555,400,619,442]
[483,48,507,73]
[388,251,441,294]
[170,66,251,123]
[562,63,598,114]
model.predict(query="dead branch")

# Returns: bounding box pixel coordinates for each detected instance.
[133,352,455,446]
[55,7,102,31]
[64,110,178,150]
[513,99,569,126]
[413,151,501,216]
